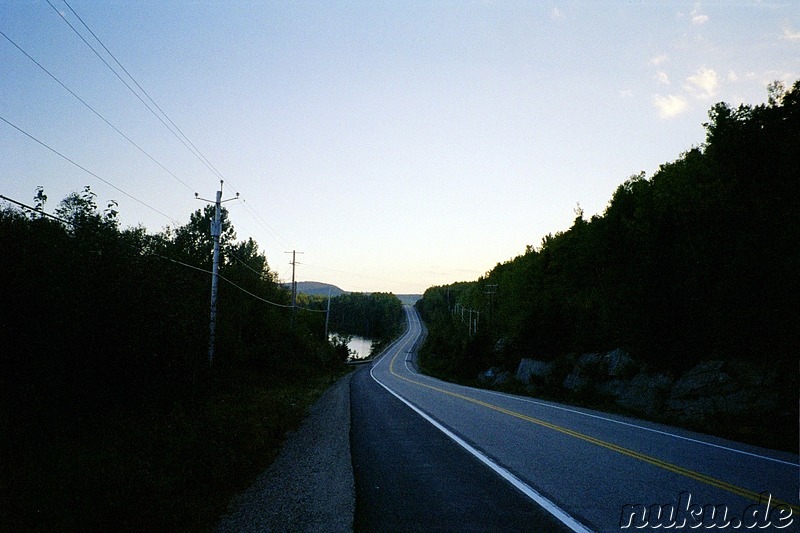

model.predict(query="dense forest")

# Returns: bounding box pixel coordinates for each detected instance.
[0,190,348,529]
[327,291,404,341]
[417,82,798,397]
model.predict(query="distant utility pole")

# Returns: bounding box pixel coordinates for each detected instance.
[285,250,304,325]
[485,284,498,332]
[196,180,238,367]
[324,288,332,339]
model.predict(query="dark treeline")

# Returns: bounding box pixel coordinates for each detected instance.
[301,291,404,341]
[329,292,404,340]
[1,188,344,529]
[417,82,799,387]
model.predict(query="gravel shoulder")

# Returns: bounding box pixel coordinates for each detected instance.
[216,372,355,532]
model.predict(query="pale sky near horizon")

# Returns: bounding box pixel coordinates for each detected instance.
[2,1,798,294]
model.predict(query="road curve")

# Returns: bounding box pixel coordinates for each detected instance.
[362,306,799,532]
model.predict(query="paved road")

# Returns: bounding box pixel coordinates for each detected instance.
[355,306,799,532]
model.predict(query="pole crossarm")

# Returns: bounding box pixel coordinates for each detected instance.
[196,180,238,367]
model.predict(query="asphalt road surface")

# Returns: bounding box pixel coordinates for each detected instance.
[352,306,799,532]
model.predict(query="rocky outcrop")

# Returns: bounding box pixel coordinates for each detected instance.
[666,360,782,424]
[515,359,553,384]
[478,367,512,387]
[511,351,784,427]
[614,373,673,416]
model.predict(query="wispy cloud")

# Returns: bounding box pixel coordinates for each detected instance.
[550,7,564,20]
[690,3,708,26]
[650,54,668,66]
[684,67,719,98]
[619,89,634,98]
[782,24,800,41]
[654,94,688,119]
[655,71,670,85]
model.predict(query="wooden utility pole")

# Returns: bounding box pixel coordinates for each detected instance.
[196,181,238,366]
[285,250,304,326]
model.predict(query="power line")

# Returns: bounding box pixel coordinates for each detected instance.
[45,0,229,190]
[0,193,308,311]
[0,114,179,223]
[61,0,230,186]
[238,198,293,250]
[43,0,300,267]
[0,29,196,193]
[0,194,68,223]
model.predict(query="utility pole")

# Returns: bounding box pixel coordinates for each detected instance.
[285,250,304,325]
[485,284,498,334]
[196,181,238,367]
[324,288,332,340]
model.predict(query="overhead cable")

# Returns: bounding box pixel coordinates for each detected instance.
[45,0,232,190]
[0,193,324,313]
[0,114,178,223]
[0,29,195,193]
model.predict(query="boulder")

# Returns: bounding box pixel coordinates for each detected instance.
[516,359,553,384]
[603,348,638,378]
[596,379,627,399]
[616,373,673,416]
[575,353,602,373]
[478,367,511,387]
[670,360,732,399]
[667,360,783,424]
[562,371,591,393]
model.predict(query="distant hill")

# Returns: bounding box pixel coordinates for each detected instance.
[283,282,421,305]
[285,281,346,297]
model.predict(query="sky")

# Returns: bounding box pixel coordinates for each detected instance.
[2,1,798,294]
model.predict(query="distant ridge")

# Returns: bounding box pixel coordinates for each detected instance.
[285,281,422,305]
[285,281,346,297]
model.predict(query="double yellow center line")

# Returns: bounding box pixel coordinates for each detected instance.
[386,345,799,513]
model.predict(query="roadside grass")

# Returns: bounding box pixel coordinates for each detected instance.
[4,367,349,531]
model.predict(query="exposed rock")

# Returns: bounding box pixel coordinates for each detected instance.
[478,367,511,387]
[561,353,604,393]
[603,348,638,378]
[515,359,553,384]
[596,379,627,399]
[511,350,788,438]
[670,360,730,399]
[575,353,602,373]
[666,360,783,424]
[493,371,512,386]
[562,372,592,393]
[616,373,673,416]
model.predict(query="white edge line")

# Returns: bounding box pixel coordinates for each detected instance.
[370,364,592,533]
[396,309,798,468]
[475,389,800,468]
[369,311,592,533]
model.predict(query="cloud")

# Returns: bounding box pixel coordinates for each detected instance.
[782,24,800,41]
[650,54,668,66]
[550,7,564,20]
[684,67,719,98]
[727,70,738,82]
[690,3,708,26]
[654,94,688,118]
[619,89,634,98]
[655,71,670,85]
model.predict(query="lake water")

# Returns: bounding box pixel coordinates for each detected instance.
[330,334,373,360]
